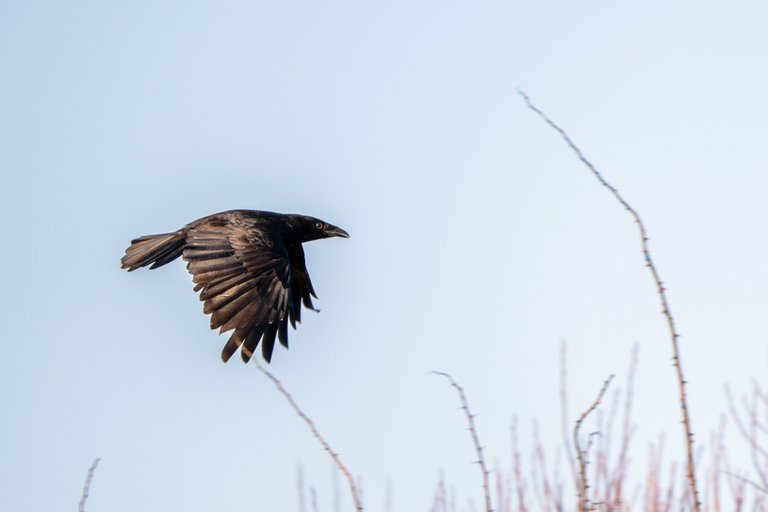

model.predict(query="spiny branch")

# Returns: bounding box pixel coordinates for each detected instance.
[254,360,363,511]
[432,371,493,512]
[574,375,614,511]
[517,88,701,512]
[79,457,100,512]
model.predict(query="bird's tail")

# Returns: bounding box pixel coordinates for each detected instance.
[121,232,186,271]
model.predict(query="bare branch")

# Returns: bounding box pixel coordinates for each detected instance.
[510,417,528,512]
[310,487,319,512]
[432,371,493,512]
[518,88,701,512]
[253,360,363,511]
[611,344,639,509]
[721,471,768,496]
[79,457,101,512]
[574,375,614,511]
[725,385,768,461]
[532,422,557,512]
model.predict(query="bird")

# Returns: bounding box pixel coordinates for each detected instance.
[121,209,349,363]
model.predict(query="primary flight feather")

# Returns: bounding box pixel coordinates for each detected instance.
[121,210,349,363]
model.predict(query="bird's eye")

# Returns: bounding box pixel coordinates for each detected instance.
[315,222,323,229]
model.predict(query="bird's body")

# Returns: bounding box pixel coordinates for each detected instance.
[121,210,348,363]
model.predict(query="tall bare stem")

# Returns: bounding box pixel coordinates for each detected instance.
[518,89,701,511]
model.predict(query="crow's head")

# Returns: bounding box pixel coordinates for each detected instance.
[289,215,349,243]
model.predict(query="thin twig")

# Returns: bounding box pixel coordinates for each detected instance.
[431,471,448,512]
[511,417,529,512]
[432,371,493,512]
[574,375,614,511]
[746,388,768,488]
[253,360,363,511]
[79,457,101,512]
[518,88,701,512]
[310,487,319,512]
[721,471,768,496]
[592,389,614,503]
[297,465,306,512]
[711,417,726,512]
[725,385,768,461]
[559,341,579,491]
[532,422,556,512]
[612,344,639,509]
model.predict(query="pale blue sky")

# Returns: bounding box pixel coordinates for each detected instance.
[2,1,767,510]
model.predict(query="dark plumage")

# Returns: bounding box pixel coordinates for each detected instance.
[121,210,348,363]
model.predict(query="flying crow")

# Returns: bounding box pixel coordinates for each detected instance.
[121,210,348,363]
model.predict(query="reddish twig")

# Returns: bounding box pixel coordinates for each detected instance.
[431,471,448,512]
[532,422,558,512]
[609,345,639,509]
[511,418,529,512]
[254,360,363,511]
[79,457,101,512]
[559,341,579,492]
[725,385,768,467]
[433,371,493,512]
[518,89,701,511]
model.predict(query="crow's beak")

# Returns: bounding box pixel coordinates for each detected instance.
[326,226,350,238]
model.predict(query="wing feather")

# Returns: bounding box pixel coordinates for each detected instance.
[241,324,266,362]
[260,323,279,362]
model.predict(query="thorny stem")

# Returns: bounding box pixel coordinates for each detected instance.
[518,88,701,512]
[79,457,101,512]
[574,375,614,511]
[433,371,493,512]
[254,360,363,511]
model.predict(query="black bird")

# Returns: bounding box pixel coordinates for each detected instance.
[121,210,349,363]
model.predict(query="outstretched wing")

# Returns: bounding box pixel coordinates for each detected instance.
[183,223,296,363]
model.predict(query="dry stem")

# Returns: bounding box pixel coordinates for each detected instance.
[254,360,363,511]
[433,371,493,512]
[574,375,614,510]
[518,88,701,511]
[79,457,100,512]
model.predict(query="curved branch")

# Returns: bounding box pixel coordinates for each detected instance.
[518,88,701,512]
[254,361,363,511]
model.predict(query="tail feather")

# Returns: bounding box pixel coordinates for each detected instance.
[121,232,185,271]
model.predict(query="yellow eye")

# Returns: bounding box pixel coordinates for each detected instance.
[315,222,323,229]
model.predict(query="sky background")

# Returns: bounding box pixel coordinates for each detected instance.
[2,1,767,510]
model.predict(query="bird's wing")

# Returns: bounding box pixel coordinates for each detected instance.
[285,242,318,327]
[183,224,294,363]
